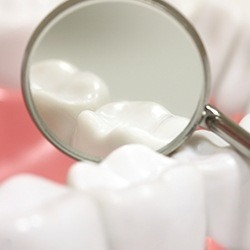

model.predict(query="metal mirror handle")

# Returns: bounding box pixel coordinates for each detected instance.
[201,104,250,158]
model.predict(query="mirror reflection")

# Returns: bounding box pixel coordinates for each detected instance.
[26,0,206,159]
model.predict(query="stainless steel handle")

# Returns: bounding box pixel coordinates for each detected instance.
[201,104,250,158]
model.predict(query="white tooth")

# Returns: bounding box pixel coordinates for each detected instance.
[30,60,110,143]
[214,21,250,116]
[98,166,205,250]
[173,129,250,249]
[98,144,177,182]
[68,144,176,188]
[0,174,108,250]
[0,0,64,88]
[72,101,189,158]
[173,130,229,161]
[68,145,205,250]
[67,161,130,190]
[197,152,250,249]
[191,0,242,91]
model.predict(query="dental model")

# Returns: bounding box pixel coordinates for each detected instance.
[0,113,249,249]
[1,0,250,249]
[31,60,189,157]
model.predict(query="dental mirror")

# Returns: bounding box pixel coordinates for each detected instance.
[22,0,250,161]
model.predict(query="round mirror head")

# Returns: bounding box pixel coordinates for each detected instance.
[22,0,210,161]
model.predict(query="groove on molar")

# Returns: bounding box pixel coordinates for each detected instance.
[72,102,189,158]
[30,60,110,144]
[68,145,206,250]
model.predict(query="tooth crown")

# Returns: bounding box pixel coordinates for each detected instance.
[30,60,110,144]
[72,101,189,158]
[68,144,206,250]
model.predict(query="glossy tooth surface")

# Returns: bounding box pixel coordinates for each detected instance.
[68,144,176,189]
[0,175,107,250]
[173,115,250,249]
[191,0,242,91]
[31,60,110,143]
[68,145,206,250]
[0,0,64,88]
[72,101,189,158]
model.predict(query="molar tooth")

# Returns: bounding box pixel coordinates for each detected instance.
[68,145,176,188]
[98,144,176,182]
[67,161,130,190]
[72,101,189,158]
[173,126,250,249]
[68,145,205,250]
[97,166,206,250]
[30,60,110,143]
[0,174,108,250]
[173,130,229,161]
[196,152,250,249]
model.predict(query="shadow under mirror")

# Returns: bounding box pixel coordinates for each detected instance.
[22,0,208,161]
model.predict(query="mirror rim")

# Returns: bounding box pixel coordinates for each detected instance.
[21,0,210,161]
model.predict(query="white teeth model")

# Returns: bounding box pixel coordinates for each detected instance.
[1,0,250,250]
[30,60,110,143]
[0,175,108,250]
[0,0,64,88]
[173,114,250,250]
[0,146,206,250]
[70,144,206,250]
[72,101,189,158]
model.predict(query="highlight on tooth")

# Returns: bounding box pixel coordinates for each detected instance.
[30,60,190,157]
[30,59,111,143]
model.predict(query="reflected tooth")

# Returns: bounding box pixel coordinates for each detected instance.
[31,60,110,143]
[191,0,242,91]
[72,101,189,158]
[0,0,64,88]
[173,126,250,249]
[0,175,107,250]
[214,21,250,115]
[68,145,206,250]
